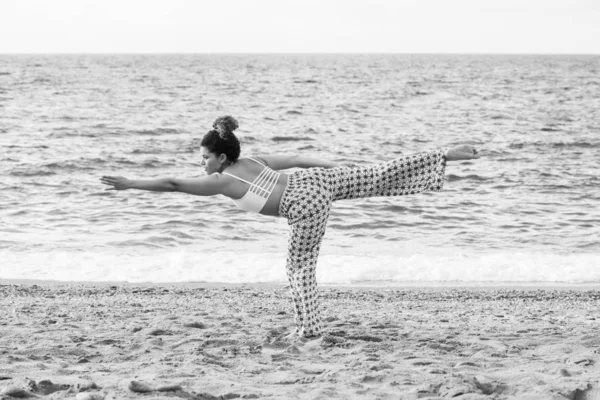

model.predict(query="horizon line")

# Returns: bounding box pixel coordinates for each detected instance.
[1,51,599,56]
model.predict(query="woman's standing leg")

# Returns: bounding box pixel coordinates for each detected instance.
[285,214,329,337]
[281,176,332,337]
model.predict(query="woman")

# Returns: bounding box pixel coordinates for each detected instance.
[101,116,479,338]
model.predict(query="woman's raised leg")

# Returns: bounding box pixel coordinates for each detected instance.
[328,150,448,201]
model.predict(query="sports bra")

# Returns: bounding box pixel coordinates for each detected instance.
[221,157,281,213]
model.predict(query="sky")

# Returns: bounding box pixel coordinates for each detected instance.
[0,0,599,54]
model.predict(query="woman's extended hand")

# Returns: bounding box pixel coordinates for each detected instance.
[444,145,480,161]
[100,176,132,190]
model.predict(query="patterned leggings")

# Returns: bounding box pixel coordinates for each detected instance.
[278,150,447,337]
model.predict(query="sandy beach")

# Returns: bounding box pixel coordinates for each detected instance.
[1,283,599,400]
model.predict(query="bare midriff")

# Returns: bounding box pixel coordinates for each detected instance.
[256,173,289,216]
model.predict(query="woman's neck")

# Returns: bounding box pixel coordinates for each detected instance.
[219,159,236,173]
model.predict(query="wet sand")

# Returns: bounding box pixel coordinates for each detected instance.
[1,282,599,399]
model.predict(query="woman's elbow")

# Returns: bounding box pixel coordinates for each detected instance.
[290,155,304,168]
[167,178,180,192]
[293,155,314,169]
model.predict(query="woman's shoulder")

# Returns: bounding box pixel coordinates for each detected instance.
[241,156,267,166]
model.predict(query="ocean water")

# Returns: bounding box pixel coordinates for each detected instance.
[1,54,599,285]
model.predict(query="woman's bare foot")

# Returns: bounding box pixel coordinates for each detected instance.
[445,145,480,161]
[283,330,300,342]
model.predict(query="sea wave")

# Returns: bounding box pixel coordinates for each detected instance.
[446,174,492,182]
[271,136,315,142]
[9,167,57,177]
[551,141,597,148]
[130,128,183,136]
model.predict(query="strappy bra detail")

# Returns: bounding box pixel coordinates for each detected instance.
[221,157,282,213]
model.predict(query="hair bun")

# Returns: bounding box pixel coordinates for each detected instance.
[213,116,239,138]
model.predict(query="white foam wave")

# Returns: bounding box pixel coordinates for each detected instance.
[1,246,599,285]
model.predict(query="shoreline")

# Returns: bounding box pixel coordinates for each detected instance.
[2,278,600,291]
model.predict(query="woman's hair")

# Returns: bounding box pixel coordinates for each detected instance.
[200,116,241,162]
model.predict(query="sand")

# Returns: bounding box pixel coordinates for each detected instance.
[0,282,599,400]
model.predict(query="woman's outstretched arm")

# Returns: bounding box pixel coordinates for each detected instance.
[101,176,176,191]
[100,174,225,196]
[257,145,480,170]
[256,154,340,170]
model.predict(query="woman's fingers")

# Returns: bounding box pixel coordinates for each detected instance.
[100,176,129,190]
[101,176,121,189]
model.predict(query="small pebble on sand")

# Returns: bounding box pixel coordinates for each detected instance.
[77,382,100,392]
[0,385,37,398]
[76,393,105,400]
[183,321,207,329]
[128,380,154,393]
[157,384,183,392]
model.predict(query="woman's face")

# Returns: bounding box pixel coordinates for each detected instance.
[200,147,225,174]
